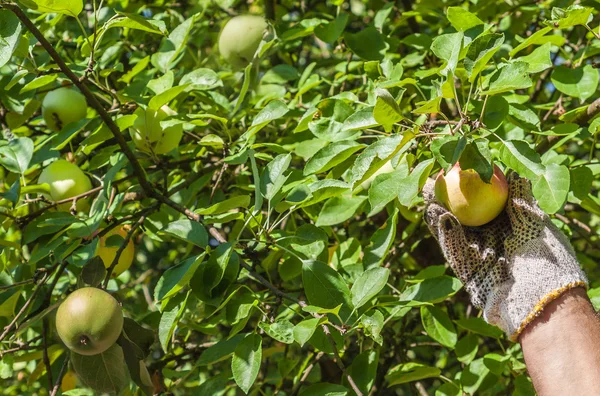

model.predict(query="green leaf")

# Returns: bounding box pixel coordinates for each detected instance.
[196,195,251,215]
[0,137,34,174]
[509,26,552,57]
[299,383,349,396]
[260,154,291,201]
[454,317,503,338]
[480,96,509,130]
[342,107,379,132]
[508,104,541,131]
[373,88,403,129]
[400,276,462,304]
[158,293,189,351]
[455,334,479,364]
[314,13,349,44]
[304,140,364,175]
[344,349,379,394]
[160,219,208,247]
[465,33,504,82]
[386,362,441,386]
[22,0,83,17]
[368,163,409,214]
[315,195,366,227]
[482,62,533,95]
[431,136,467,169]
[499,140,544,180]
[105,12,167,34]
[71,344,129,394]
[154,254,205,301]
[361,309,384,344]
[259,319,294,344]
[309,99,356,141]
[549,5,593,29]
[243,100,290,140]
[431,32,463,75]
[512,42,552,74]
[0,10,21,68]
[412,97,442,114]
[447,7,484,31]
[421,306,457,348]
[197,334,247,365]
[151,14,198,72]
[293,318,321,346]
[397,158,435,207]
[551,65,599,102]
[459,139,493,183]
[232,334,262,394]
[180,68,223,91]
[302,260,353,322]
[148,84,188,110]
[351,267,390,308]
[345,26,388,60]
[532,164,570,214]
[363,209,399,267]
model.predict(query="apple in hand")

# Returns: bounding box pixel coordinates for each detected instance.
[38,160,93,212]
[42,88,87,131]
[130,106,183,155]
[434,163,508,227]
[219,15,267,68]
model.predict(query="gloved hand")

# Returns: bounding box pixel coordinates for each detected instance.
[423,173,587,340]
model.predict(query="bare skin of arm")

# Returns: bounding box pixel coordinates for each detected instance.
[519,287,600,395]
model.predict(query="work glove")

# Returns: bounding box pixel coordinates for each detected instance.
[423,173,587,340]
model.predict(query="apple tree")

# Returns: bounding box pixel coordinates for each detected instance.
[0,0,599,395]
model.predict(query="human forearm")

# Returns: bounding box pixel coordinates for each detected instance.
[519,287,600,395]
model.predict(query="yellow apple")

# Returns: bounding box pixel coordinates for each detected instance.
[37,160,92,212]
[434,163,508,227]
[219,15,267,68]
[97,227,135,277]
[130,106,183,155]
[42,88,87,131]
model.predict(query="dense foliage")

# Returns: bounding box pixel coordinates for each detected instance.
[1,0,600,394]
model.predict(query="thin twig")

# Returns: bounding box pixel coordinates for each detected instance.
[322,324,363,396]
[50,353,70,396]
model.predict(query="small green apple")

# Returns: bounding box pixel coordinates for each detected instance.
[38,160,93,211]
[219,15,267,68]
[130,106,183,155]
[42,88,87,131]
[56,287,123,356]
[434,163,509,227]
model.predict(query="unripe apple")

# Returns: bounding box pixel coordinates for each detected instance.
[434,163,508,227]
[55,287,123,356]
[97,227,135,277]
[38,160,93,212]
[130,106,183,155]
[42,88,87,131]
[219,15,267,68]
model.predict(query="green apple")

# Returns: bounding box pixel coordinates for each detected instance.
[434,163,509,227]
[55,287,123,356]
[130,106,183,155]
[38,160,93,211]
[219,15,267,68]
[42,88,87,131]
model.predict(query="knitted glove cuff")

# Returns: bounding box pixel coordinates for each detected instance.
[482,223,589,340]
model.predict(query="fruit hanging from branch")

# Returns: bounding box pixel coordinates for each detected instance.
[55,287,124,356]
[97,227,135,277]
[37,159,93,212]
[434,163,509,227]
[41,87,87,131]
[129,105,183,155]
[219,15,267,68]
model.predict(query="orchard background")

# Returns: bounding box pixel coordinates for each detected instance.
[1,0,600,395]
